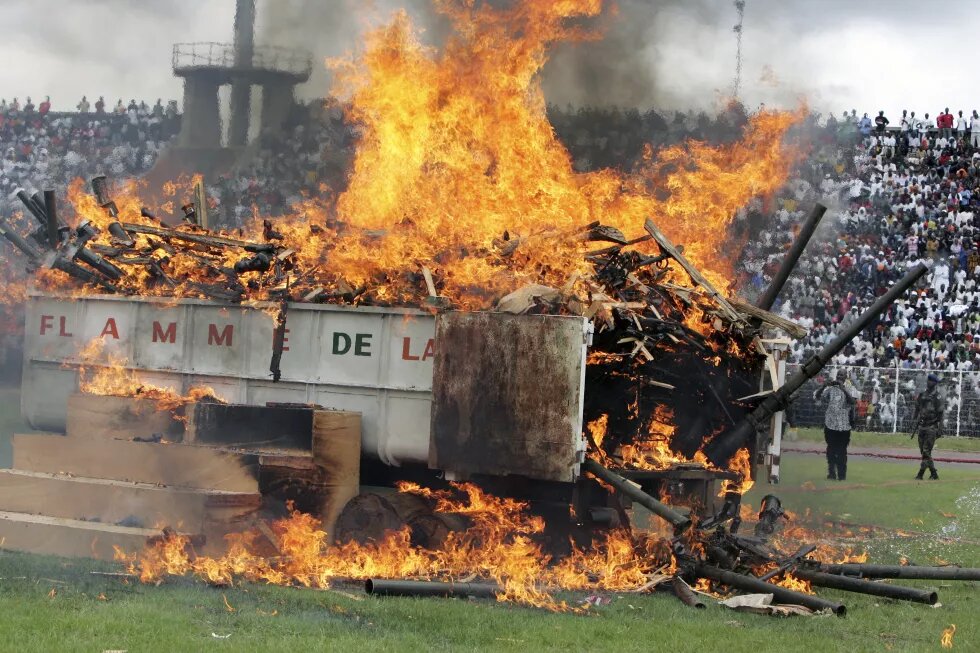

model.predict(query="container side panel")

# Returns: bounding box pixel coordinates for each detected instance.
[133,303,187,370]
[430,313,587,483]
[385,315,436,391]
[315,312,384,386]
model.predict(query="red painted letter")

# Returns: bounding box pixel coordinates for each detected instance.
[152,321,177,343]
[58,316,73,337]
[40,315,53,335]
[100,317,119,339]
[421,338,435,362]
[401,337,419,361]
[208,324,233,347]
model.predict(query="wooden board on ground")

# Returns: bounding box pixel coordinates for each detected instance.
[0,510,180,560]
[11,434,260,493]
[0,469,261,533]
[66,393,184,441]
[185,403,314,448]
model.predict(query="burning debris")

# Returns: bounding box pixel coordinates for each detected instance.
[2,0,972,621]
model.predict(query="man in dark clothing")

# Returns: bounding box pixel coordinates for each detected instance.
[814,370,857,480]
[874,111,889,133]
[913,374,944,480]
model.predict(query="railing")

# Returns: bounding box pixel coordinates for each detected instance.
[786,363,980,438]
[172,42,313,78]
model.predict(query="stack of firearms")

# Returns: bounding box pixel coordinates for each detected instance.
[0,176,298,303]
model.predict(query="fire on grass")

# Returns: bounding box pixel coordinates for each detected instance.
[115,481,866,612]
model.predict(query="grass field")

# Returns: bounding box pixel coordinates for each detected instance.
[793,426,980,453]
[0,389,978,652]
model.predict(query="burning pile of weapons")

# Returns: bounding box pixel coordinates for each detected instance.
[0,176,303,303]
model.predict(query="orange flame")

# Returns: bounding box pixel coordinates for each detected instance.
[941,624,956,649]
[719,447,754,495]
[73,339,224,416]
[117,483,671,612]
[2,1,802,313]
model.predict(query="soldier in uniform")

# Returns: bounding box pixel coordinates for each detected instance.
[912,374,944,480]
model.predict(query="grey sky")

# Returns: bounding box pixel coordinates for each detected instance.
[0,0,974,119]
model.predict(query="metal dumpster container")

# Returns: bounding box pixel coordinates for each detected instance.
[22,292,437,466]
[22,293,591,483]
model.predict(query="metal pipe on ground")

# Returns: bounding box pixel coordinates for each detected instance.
[695,564,846,617]
[756,203,827,311]
[816,564,980,581]
[672,577,706,609]
[704,263,928,467]
[791,568,937,604]
[581,459,692,532]
[365,579,502,599]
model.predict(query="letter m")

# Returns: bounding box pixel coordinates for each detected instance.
[152,321,177,344]
[208,324,233,347]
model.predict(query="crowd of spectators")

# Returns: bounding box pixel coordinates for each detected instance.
[0,96,181,220]
[730,109,980,433]
[206,97,356,227]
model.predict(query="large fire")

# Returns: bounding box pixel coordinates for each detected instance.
[116,482,671,612]
[6,0,819,611]
[5,2,802,311]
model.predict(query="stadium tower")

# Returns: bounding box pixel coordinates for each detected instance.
[151,0,312,180]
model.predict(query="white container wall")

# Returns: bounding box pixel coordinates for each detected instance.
[22,292,436,466]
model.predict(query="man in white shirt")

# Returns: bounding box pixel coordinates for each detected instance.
[956,111,969,138]
[883,133,897,158]
[971,111,980,147]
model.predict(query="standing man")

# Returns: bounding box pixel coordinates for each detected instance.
[938,108,954,139]
[970,110,980,148]
[956,111,969,140]
[814,369,857,481]
[912,374,944,480]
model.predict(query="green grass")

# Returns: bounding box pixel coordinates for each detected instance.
[792,427,980,453]
[0,388,977,651]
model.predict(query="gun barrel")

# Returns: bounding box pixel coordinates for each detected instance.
[695,564,846,616]
[74,246,124,280]
[705,263,927,467]
[817,563,980,581]
[582,458,692,532]
[16,189,48,227]
[0,219,41,259]
[757,204,827,311]
[43,190,61,248]
[792,568,937,604]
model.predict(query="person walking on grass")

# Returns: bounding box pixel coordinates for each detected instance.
[814,369,858,481]
[912,374,944,480]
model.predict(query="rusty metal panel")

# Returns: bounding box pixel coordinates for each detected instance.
[429,312,590,483]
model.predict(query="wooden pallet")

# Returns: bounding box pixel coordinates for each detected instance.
[12,434,261,493]
[0,510,181,560]
[0,468,260,534]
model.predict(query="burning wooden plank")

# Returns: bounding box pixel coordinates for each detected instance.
[644,218,744,325]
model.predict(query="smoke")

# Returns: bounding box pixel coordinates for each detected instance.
[540,0,717,109]
[256,0,449,99]
[254,0,736,108]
